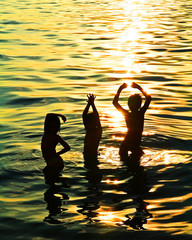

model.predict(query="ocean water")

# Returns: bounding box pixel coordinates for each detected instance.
[0,0,192,239]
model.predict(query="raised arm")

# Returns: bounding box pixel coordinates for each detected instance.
[113,83,128,114]
[131,82,151,113]
[82,95,92,124]
[90,95,101,129]
[83,94,101,129]
[87,94,98,115]
[57,135,70,156]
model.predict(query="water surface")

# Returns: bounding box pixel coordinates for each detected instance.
[0,0,192,239]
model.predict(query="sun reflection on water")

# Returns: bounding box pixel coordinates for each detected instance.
[106,109,126,131]
[98,211,115,222]
[97,207,127,226]
[103,0,153,78]
[104,178,122,185]
[142,149,191,166]
[1,0,192,237]
[100,146,121,167]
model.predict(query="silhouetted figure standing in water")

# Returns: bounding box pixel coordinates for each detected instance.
[41,113,70,185]
[83,94,102,169]
[113,82,151,167]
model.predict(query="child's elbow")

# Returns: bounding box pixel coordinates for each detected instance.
[66,145,71,152]
[112,99,116,106]
[147,94,152,101]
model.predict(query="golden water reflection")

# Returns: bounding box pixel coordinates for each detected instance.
[98,208,121,224]
[146,193,192,234]
[99,146,121,168]
[142,149,191,166]
[105,110,126,132]
[1,0,192,237]
[99,145,191,169]
[100,0,153,78]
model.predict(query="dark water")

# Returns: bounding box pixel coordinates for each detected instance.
[0,0,192,239]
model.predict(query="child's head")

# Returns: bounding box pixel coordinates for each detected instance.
[84,113,97,131]
[44,115,60,134]
[128,94,142,111]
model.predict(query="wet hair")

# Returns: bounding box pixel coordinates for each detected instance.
[44,114,60,134]
[128,94,142,111]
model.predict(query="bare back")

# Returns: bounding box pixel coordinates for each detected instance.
[84,127,102,157]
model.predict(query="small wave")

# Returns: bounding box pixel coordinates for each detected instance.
[143,134,192,151]
[53,43,78,47]
[83,37,114,41]
[14,76,50,83]
[0,167,41,183]
[169,48,192,53]
[26,28,48,32]
[135,75,172,82]
[0,54,12,60]
[7,97,45,106]
[153,113,192,121]
[46,58,63,61]
[64,76,87,80]
[92,46,109,50]
[43,34,58,37]
[2,20,22,25]
[0,39,9,42]
[62,67,87,71]
[20,43,39,46]
[150,48,167,52]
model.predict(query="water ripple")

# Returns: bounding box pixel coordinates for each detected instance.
[0,0,192,238]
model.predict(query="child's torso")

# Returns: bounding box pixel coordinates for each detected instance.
[41,134,59,159]
[84,129,102,155]
[125,110,144,134]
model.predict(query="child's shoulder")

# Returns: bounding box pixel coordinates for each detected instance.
[123,109,130,115]
[56,133,64,141]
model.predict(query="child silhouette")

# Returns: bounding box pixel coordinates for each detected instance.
[113,82,151,166]
[41,113,70,184]
[83,94,102,169]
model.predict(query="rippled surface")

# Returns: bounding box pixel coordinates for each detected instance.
[0,0,192,239]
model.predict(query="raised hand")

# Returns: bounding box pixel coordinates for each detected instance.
[87,94,96,104]
[131,82,140,89]
[61,114,67,122]
[119,82,128,90]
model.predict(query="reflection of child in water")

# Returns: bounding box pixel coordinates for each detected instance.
[83,94,102,169]
[113,82,151,165]
[124,198,152,230]
[41,113,70,184]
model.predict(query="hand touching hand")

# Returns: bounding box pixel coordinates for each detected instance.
[87,94,96,104]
